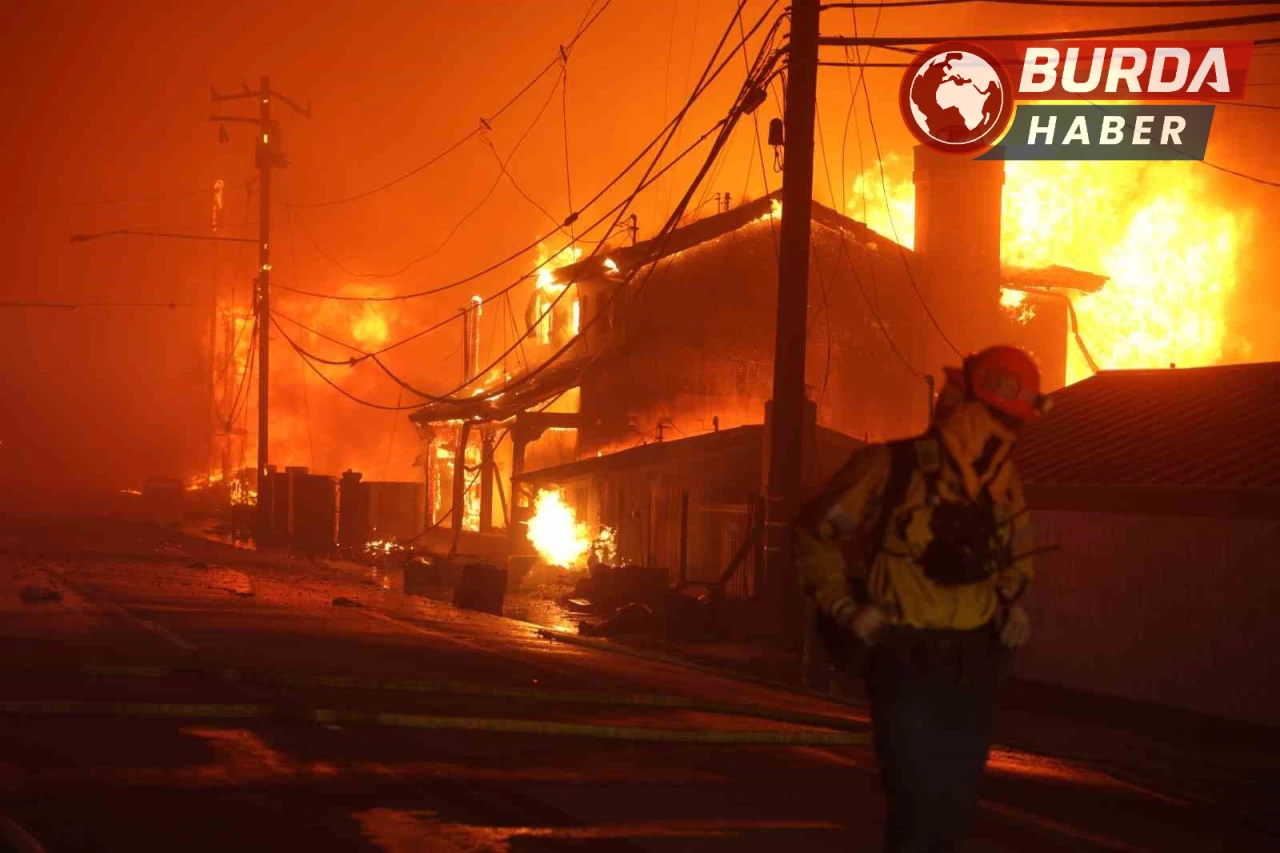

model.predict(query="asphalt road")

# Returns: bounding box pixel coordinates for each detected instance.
[0,514,1274,852]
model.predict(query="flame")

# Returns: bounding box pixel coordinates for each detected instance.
[529,244,585,346]
[350,303,390,346]
[848,160,1250,383]
[185,471,225,492]
[526,489,592,568]
[535,243,583,292]
[999,288,1036,325]
[755,198,783,223]
[212,179,224,232]
[230,479,256,506]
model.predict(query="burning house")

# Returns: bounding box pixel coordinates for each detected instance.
[514,421,863,596]
[406,149,1105,574]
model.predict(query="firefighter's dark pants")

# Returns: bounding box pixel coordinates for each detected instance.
[866,624,1005,853]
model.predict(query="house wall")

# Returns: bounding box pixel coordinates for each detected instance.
[577,441,763,588]
[579,219,931,454]
[1017,508,1280,725]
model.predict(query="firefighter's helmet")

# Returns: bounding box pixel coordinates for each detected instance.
[944,345,1050,422]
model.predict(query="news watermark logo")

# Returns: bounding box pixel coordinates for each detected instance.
[899,40,1255,160]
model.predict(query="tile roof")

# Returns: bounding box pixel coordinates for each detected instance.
[1014,362,1280,491]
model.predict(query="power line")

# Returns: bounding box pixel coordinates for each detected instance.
[815,3,923,381]
[0,300,202,309]
[1083,100,1280,186]
[274,10,771,306]
[69,228,256,244]
[561,59,576,245]
[272,308,370,356]
[287,3,615,211]
[386,1,779,410]
[276,112,733,312]
[272,315,427,411]
[821,0,1280,8]
[1197,157,1280,186]
[1210,98,1280,109]
[276,113,732,396]
[276,0,779,414]
[503,8,780,404]
[291,66,566,279]
[814,50,923,381]
[845,5,889,321]
[817,11,1280,44]
[859,75,963,356]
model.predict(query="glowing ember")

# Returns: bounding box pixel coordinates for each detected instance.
[849,160,1251,383]
[526,488,592,568]
[364,538,404,556]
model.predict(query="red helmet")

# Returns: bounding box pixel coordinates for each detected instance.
[944,345,1048,422]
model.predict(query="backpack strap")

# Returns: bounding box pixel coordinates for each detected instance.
[866,438,919,565]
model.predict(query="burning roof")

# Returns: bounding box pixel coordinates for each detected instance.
[407,359,588,427]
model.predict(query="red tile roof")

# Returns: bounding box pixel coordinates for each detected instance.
[1014,362,1280,490]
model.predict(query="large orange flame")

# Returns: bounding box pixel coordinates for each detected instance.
[526,488,592,568]
[849,159,1251,383]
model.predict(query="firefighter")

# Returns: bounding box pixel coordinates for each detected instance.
[794,345,1048,853]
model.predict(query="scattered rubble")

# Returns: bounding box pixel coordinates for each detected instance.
[331,596,363,608]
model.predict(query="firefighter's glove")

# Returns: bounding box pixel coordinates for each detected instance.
[830,597,888,647]
[999,603,1031,649]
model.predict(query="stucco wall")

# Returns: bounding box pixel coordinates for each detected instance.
[1016,509,1280,725]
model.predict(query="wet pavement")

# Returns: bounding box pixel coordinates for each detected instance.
[1,513,1276,851]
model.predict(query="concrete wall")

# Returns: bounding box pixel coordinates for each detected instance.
[1016,508,1280,725]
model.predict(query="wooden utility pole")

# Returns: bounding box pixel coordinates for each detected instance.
[763,0,820,631]
[211,78,310,535]
[256,77,273,534]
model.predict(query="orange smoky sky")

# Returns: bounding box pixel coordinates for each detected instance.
[0,0,1275,494]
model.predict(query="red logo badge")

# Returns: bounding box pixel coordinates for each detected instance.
[899,42,1015,154]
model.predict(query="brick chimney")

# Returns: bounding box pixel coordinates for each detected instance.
[912,145,1005,365]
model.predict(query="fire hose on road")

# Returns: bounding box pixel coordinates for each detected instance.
[0,698,870,746]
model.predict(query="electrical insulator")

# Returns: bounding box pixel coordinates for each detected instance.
[767,117,784,147]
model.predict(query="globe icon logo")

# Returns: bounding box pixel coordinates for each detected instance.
[899,42,1014,154]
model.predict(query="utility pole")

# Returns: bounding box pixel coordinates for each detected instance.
[763,0,820,635]
[212,78,310,535]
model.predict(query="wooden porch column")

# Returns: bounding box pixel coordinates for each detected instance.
[507,424,532,556]
[479,429,495,533]
[448,422,471,558]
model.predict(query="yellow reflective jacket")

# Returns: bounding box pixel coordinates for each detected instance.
[794,401,1034,631]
